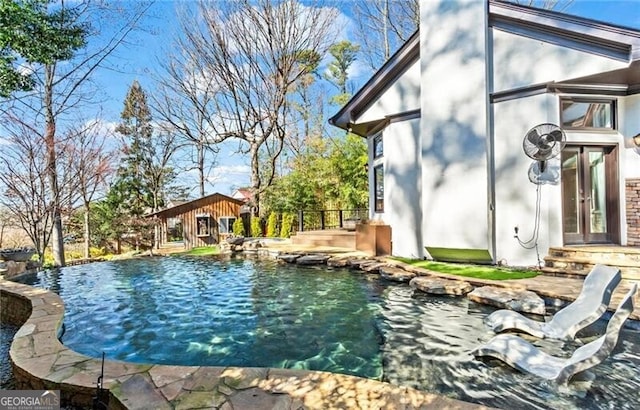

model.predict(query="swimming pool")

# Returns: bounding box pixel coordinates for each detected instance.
[16,256,640,409]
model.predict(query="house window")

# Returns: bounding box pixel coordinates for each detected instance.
[560,98,616,130]
[373,134,383,158]
[196,214,211,237]
[374,165,384,212]
[219,216,236,234]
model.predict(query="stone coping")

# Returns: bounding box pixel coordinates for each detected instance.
[0,276,490,409]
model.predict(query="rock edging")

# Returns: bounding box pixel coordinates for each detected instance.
[275,252,545,315]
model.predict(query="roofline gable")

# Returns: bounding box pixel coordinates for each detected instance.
[329,0,640,135]
[489,0,640,62]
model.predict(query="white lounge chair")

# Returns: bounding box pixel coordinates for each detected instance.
[484,264,622,340]
[472,284,637,384]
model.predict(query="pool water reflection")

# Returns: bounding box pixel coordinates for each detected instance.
[16,257,640,410]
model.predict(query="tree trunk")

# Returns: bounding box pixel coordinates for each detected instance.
[44,64,65,267]
[250,142,260,216]
[198,142,205,198]
[83,203,91,259]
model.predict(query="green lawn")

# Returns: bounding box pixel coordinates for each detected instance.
[392,257,539,280]
[179,246,221,256]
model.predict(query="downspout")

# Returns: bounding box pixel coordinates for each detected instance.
[484,0,497,264]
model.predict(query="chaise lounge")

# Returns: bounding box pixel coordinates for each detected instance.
[473,284,637,384]
[484,264,622,340]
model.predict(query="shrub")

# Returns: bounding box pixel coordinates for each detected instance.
[266,213,278,237]
[250,216,262,238]
[232,218,245,236]
[89,247,107,257]
[280,213,294,238]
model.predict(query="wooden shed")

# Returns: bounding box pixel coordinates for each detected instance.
[148,193,245,249]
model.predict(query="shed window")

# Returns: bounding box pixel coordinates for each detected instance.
[196,215,211,237]
[374,165,384,212]
[560,98,615,130]
[219,217,236,234]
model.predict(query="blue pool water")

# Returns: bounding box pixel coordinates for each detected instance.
[14,256,640,409]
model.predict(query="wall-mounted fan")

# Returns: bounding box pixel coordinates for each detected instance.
[523,123,565,184]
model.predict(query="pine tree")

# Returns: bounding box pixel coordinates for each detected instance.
[106,81,156,250]
[113,80,155,218]
[107,80,180,251]
[325,40,360,106]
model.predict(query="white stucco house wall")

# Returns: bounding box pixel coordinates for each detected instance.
[330,0,640,267]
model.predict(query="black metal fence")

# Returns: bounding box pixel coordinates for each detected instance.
[297,209,368,232]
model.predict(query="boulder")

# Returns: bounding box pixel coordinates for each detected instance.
[327,257,350,267]
[226,236,245,246]
[296,254,330,265]
[0,247,36,262]
[467,286,546,315]
[243,240,262,251]
[277,254,301,264]
[379,266,416,282]
[410,277,473,296]
[348,258,377,268]
[360,262,387,273]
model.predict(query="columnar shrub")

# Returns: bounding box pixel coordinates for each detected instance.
[250,216,262,238]
[232,218,245,236]
[266,212,278,237]
[280,213,294,238]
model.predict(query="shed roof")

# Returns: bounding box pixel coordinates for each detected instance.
[147,192,244,219]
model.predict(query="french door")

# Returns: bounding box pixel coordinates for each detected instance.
[561,145,619,244]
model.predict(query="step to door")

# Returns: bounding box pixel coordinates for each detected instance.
[543,246,640,280]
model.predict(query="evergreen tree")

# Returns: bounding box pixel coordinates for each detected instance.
[0,0,86,97]
[113,80,155,218]
[325,40,360,106]
[108,80,180,250]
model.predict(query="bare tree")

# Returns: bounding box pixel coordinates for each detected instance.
[174,0,339,213]
[63,120,115,258]
[352,0,419,71]
[1,1,151,267]
[151,33,220,198]
[0,121,54,262]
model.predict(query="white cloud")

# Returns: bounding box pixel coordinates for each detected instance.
[88,119,118,137]
[17,62,35,77]
[216,164,251,174]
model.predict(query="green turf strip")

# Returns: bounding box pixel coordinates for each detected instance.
[392,257,539,280]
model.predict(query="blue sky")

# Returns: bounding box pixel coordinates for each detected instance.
[89,0,640,197]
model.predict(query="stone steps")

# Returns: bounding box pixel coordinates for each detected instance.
[542,246,640,280]
[290,230,355,249]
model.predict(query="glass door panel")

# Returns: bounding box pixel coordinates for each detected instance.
[561,146,617,244]
[588,151,607,234]
[561,150,580,237]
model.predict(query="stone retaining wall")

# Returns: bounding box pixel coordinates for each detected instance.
[0,287,32,326]
[0,275,483,410]
[626,178,640,246]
